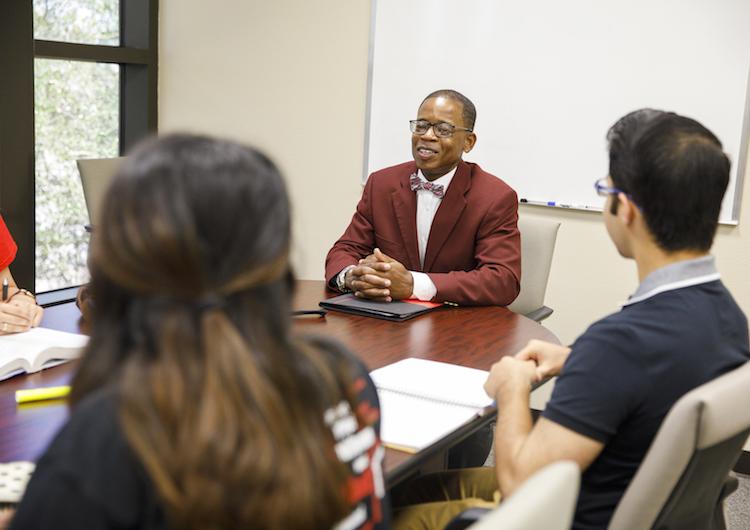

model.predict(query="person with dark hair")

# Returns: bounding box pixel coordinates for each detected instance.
[326,89,520,306]
[0,215,43,335]
[390,109,748,530]
[9,134,389,530]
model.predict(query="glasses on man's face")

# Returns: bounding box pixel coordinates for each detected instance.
[594,177,640,209]
[409,120,472,138]
[594,177,627,198]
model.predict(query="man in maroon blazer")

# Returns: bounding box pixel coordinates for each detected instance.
[325,90,521,306]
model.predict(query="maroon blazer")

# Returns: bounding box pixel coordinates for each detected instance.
[325,160,521,306]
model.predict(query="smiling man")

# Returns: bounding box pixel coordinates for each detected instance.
[325,90,521,306]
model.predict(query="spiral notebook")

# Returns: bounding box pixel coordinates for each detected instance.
[370,358,493,452]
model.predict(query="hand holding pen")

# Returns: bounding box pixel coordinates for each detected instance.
[0,278,43,334]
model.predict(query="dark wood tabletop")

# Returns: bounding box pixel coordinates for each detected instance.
[0,280,559,485]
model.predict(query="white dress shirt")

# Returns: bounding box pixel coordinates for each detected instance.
[410,167,456,300]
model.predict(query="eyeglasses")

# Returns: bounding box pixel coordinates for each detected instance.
[594,177,641,209]
[594,177,628,198]
[409,120,473,138]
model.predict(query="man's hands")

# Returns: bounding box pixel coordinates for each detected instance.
[346,248,414,302]
[484,340,571,401]
[0,290,43,335]
[516,340,571,381]
[484,357,539,402]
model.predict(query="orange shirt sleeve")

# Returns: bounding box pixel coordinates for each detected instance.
[0,216,18,270]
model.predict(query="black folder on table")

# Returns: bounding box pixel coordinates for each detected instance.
[319,294,441,321]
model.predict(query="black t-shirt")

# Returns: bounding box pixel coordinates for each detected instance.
[543,280,749,530]
[10,339,390,530]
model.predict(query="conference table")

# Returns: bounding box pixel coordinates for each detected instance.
[0,280,559,487]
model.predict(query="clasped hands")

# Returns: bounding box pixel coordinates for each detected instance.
[483,340,572,401]
[345,248,413,302]
[0,289,43,335]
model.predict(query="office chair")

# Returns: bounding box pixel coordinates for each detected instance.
[444,460,580,530]
[608,361,750,530]
[448,217,561,468]
[507,217,561,322]
[76,157,124,226]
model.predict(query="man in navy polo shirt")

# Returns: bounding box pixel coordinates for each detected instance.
[392,109,749,530]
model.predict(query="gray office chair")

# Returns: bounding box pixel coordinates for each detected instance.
[507,217,561,322]
[445,461,580,530]
[448,217,560,468]
[608,361,750,530]
[76,157,124,226]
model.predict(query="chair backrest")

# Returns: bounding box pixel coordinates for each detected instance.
[608,360,750,530]
[76,157,124,225]
[468,461,579,530]
[507,217,560,319]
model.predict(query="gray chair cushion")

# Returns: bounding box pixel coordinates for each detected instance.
[467,460,579,530]
[77,157,124,226]
[507,217,560,320]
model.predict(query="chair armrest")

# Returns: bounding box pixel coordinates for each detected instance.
[524,306,553,322]
[443,507,492,530]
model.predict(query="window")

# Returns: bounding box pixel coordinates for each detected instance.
[34,0,120,46]
[0,0,158,293]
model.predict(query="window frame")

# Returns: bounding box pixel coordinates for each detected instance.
[0,0,158,292]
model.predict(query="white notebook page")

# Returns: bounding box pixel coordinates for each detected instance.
[371,358,494,452]
[377,390,481,452]
[370,358,493,408]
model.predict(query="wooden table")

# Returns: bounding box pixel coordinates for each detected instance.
[0,280,559,486]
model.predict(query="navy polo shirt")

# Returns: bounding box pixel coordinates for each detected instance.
[542,256,749,530]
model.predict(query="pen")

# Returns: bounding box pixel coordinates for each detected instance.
[2,278,7,302]
[519,198,552,207]
[15,385,71,404]
[291,309,327,318]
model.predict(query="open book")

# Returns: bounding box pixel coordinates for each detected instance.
[0,328,88,382]
[370,358,494,453]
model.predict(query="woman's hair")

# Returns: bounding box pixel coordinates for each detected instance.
[71,134,353,530]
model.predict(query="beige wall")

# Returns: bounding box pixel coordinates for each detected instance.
[159,0,750,347]
[159,0,371,284]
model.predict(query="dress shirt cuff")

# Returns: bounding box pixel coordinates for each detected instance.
[410,271,437,301]
[336,265,356,292]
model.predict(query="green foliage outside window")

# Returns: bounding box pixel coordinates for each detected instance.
[34,0,119,46]
[33,0,119,291]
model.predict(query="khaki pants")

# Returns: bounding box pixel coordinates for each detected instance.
[391,467,500,530]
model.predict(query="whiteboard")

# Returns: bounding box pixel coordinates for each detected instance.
[365,0,750,223]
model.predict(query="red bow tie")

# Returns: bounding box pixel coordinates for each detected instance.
[410,173,445,198]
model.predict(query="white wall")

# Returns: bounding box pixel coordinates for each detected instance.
[159,0,750,348]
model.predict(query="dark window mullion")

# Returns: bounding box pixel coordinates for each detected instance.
[121,0,158,153]
[0,0,36,290]
[34,40,149,65]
